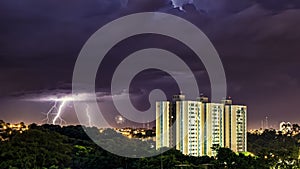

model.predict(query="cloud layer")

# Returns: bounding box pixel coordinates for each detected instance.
[0,0,300,128]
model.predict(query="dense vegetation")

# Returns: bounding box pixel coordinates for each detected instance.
[0,124,300,169]
[248,130,300,169]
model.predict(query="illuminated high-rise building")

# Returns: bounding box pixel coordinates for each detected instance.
[156,94,247,156]
[223,100,247,153]
[156,101,170,148]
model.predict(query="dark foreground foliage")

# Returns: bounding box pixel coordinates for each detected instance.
[0,124,300,169]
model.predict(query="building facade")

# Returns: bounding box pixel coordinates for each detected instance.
[156,101,170,148]
[224,104,247,153]
[156,94,247,156]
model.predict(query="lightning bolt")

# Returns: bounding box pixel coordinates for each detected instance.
[52,100,68,125]
[40,96,73,125]
[85,104,92,127]
[42,101,57,124]
[27,93,95,126]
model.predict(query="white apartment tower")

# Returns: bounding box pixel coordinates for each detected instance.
[156,94,247,156]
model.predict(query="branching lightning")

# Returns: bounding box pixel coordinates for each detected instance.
[52,100,68,125]
[42,101,57,124]
[28,93,94,126]
[41,96,74,125]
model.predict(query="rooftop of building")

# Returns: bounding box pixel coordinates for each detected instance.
[159,93,246,106]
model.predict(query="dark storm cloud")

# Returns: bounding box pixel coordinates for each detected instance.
[0,0,126,59]
[0,0,300,128]
[0,0,130,96]
[169,0,300,128]
[126,0,171,12]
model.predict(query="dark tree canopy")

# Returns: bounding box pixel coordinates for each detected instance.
[1,123,300,169]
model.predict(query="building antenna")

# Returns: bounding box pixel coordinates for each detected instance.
[265,116,269,129]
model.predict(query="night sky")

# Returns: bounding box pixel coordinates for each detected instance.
[1,0,300,129]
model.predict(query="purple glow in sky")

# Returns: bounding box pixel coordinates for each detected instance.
[1,0,300,129]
